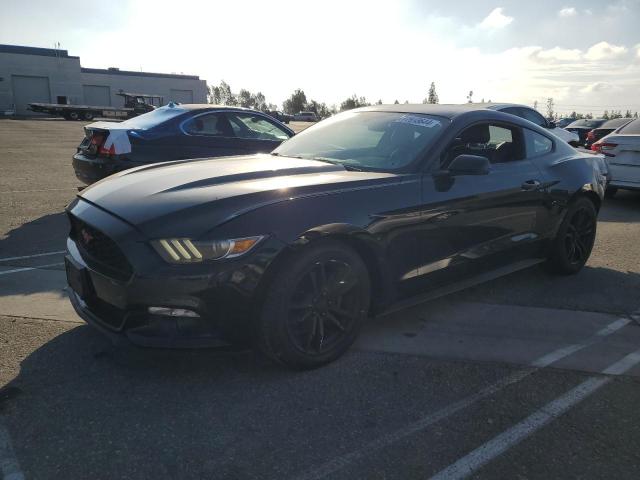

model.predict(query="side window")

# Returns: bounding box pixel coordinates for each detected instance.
[519,108,548,128]
[183,113,235,137]
[441,123,523,167]
[226,113,292,141]
[524,129,553,158]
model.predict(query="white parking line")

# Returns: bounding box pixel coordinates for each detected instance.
[0,251,65,263]
[293,317,631,480]
[430,349,640,480]
[0,263,64,276]
[0,422,24,480]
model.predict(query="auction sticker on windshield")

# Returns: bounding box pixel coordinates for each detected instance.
[393,115,442,128]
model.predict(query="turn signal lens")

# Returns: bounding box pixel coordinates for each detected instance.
[152,236,264,264]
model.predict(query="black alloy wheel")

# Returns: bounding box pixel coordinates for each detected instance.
[564,206,596,266]
[257,240,370,369]
[547,197,597,275]
[287,259,362,355]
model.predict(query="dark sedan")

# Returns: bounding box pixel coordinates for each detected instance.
[65,104,605,369]
[566,118,606,146]
[72,104,295,184]
[585,117,633,149]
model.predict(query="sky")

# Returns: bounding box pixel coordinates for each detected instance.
[2,0,639,115]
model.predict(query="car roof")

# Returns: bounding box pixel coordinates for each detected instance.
[600,118,634,128]
[356,103,531,119]
[168,104,259,112]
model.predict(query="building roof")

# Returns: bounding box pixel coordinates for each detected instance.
[0,44,79,59]
[81,67,201,80]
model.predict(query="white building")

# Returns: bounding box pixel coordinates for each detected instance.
[0,44,208,115]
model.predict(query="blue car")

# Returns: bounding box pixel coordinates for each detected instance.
[72,104,295,184]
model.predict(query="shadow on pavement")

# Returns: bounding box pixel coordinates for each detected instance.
[0,211,69,258]
[451,264,640,316]
[0,323,510,479]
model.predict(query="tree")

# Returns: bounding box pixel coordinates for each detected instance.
[340,94,369,111]
[625,109,632,118]
[635,112,639,118]
[466,90,474,103]
[423,82,439,104]
[218,81,236,106]
[393,99,399,104]
[375,99,383,105]
[546,97,554,120]
[252,92,267,112]
[533,100,538,110]
[208,84,221,104]
[238,89,253,108]
[282,89,307,114]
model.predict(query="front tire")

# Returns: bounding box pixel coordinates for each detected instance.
[256,240,370,369]
[546,197,597,275]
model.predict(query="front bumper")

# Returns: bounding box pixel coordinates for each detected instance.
[72,153,128,185]
[64,200,284,348]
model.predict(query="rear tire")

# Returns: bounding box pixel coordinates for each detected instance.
[546,197,597,275]
[68,111,79,121]
[83,112,94,121]
[256,240,370,369]
[605,187,617,198]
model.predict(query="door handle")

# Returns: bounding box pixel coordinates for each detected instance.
[521,179,541,191]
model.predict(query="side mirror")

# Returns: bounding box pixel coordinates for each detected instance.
[547,121,556,129]
[448,154,490,175]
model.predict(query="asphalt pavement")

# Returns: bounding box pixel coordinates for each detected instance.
[1,119,640,480]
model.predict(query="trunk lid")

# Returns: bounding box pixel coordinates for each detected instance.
[77,121,134,158]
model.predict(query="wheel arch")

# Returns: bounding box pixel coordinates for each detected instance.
[573,186,601,213]
[256,223,392,315]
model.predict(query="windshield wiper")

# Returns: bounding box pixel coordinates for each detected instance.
[309,157,364,171]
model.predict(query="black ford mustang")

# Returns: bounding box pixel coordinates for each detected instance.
[72,104,295,184]
[65,104,606,369]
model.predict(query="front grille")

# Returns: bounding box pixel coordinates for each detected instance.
[69,214,133,281]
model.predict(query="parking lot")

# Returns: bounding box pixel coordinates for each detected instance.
[2,118,640,479]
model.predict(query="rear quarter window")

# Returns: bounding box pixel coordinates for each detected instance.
[524,129,553,158]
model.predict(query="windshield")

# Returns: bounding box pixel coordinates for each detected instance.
[619,119,640,134]
[119,105,187,130]
[273,111,447,171]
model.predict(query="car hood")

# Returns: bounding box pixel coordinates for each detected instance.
[79,154,398,237]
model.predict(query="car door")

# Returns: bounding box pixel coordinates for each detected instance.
[414,121,548,290]
[225,111,293,153]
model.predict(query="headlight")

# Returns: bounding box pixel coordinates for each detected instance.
[151,236,264,264]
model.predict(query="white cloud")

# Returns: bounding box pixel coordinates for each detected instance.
[580,82,615,93]
[533,46,582,62]
[584,41,628,60]
[479,7,513,29]
[558,7,577,17]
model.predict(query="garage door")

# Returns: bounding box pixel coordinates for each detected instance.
[169,89,194,104]
[12,75,51,115]
[83,85,111,106]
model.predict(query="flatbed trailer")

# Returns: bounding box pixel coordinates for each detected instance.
[28,92,163,121]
